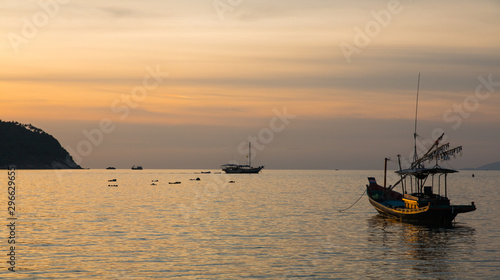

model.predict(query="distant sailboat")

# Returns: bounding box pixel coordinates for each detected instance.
[221,142,264,174]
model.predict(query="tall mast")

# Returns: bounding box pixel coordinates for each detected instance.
[249,142,251,167]
[413,73,421,163]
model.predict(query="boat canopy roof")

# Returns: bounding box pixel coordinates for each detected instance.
[396,166,458,175]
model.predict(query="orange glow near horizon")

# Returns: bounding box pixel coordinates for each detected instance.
[1,1,499,170]
[5,74,493,128]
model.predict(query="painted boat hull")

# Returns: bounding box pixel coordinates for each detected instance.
[367,195,475,226]
[366,180,476,227]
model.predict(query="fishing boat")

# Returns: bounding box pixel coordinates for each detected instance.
[221,142,264,174]
[366,75,476,226]
[367,151,476,226]
[131,165,143,170]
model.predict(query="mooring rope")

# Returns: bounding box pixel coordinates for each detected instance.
[338,189,366,212]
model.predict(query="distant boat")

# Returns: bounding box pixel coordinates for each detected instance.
[131,165,143,170]
[201,171,211,174]
[106,167,116,170]
[366,75,476,226]
[221,142,264,174]
[169,181,181,184]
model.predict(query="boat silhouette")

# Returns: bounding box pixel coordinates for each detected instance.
[366,75,476,226]
[221,142,264,174]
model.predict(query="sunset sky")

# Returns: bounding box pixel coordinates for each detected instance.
[1,0,499,169]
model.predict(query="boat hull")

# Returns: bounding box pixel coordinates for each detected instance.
[222,167,263,174]
[366,178,476,227]
[367,195,475,226]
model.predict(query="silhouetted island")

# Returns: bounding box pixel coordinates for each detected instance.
[463,161,500,171]
[475,162,500,170]
[0,120,81,169]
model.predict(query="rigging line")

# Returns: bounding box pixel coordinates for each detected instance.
[338,189,366,212]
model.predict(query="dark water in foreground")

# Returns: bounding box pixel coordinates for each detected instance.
[1,169,498,279]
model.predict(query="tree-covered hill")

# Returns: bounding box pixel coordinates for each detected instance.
[0,120,81,169]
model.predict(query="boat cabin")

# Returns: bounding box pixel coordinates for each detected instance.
[394,166,456,207]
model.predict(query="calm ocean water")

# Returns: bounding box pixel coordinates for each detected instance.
[1,169,498,279]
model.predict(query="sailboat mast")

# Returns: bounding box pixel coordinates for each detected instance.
[249,142,251,167]
[413,73,421,163]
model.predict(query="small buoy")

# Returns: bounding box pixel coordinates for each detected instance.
[472,173,475,177]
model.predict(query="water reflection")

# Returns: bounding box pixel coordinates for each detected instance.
[366,215,476,279]
[1,170,493,279]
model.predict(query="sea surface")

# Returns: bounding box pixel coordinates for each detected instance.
[1,169,498,279]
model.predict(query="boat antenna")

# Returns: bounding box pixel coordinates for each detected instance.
[413,73,421,163]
